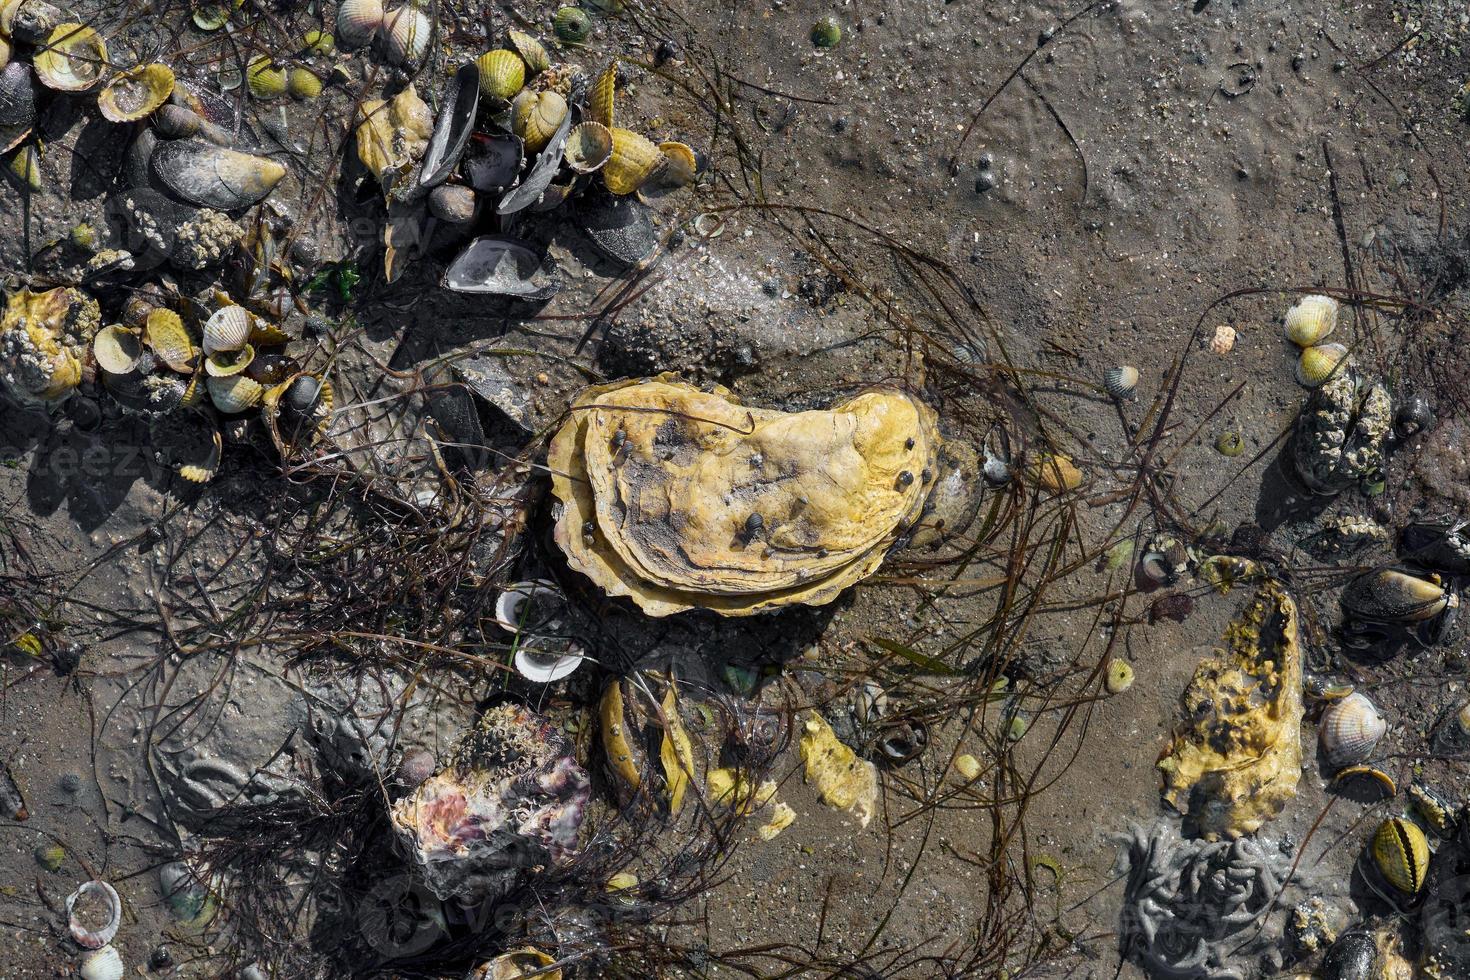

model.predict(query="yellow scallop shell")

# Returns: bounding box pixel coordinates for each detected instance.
[1283,294,1338,347]
[207,373,263,413]
[602,127,666,195]
[508,29,549,74]
[587,63,615,128]
[179,371,204,408]
[93,324,143,376]
[246,56,287,100]
[1371,817,1429,893]
[97,63,174,123]
[34,23,108,92]
[511,89,567,154]
[1295,342,1350,388]
[475,49,525,101]
[144,309,196,373]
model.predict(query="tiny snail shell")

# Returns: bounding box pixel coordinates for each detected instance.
[1295,342,1351,387]
[1370,816,1429,894]
[66,879,121,949]
[553,6,591,44]
[1104,659,1134,694]
[1103,365,1138,399]
[1319,692,1387,769]
[1283,294,1339,347]
[1408,782,1458,836]
[79,945,123,980]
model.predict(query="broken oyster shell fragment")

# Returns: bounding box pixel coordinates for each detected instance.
[0,286,96,405]
[66,879,121,949]
[151,140,286,210]
[548,376,939,617]
[354,84,432,192]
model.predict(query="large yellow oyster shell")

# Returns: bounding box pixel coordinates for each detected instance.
[1157,578,1303,840]
[549,376,938,617]
[354,84,432,191]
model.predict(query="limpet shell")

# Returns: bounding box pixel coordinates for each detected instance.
[207,373,263,413]
[1319,691,1386,769]
[92,325,142,375]
[336,0,384,50]
[1371,816,1429,894]
[1295,342,1350,388]
[508,29,549,73]
[1103,365,1138,399]
[380,6,432,66]
[205,343,255,377]
[203,304,252,354]
[602,127,666,195]
[1284,294,1338,347]
[66,879,121,949]
[475,49,524,101]
[33,23,108,92]
[564,121,613,173]
[98,63,174,122]
[511,89,567,154]
[79,946,123,980]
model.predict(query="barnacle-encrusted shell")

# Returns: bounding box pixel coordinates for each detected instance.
[335,0,384,50]
[1371,816,1428,894]
[66,880,121,949]
[1292,369,1391,494]
[563,121,613,173]
[175,419,222,483]
[1157,578,1303,840]
[151,140,286,210]
[511,89,567,153]
[1319,692,1387,769]
[97,63,174,122]
[33,23,108,92]
[202,304,252,354]
[1284,294,1339,347]
[1400,519,1470,575]
[170,208,242,270]
[548,376,939,617]
[587,63,615,128]
[475,49,525,101]
[1104,365,1138,399]
[206,372,262,413]
[354,84,432,189]
[1341,567,1454,623]
[1296,342,1351,388]
[92,324,142,375]
[380,6,431,66]
[0,286,96,404]
[602,127,666,195]
[507,29,549,73]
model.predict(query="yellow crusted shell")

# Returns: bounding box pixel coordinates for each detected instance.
[92,324,142,375]
[143,309,196,373]
[205,343,255,378]
[206,373,262,413]
[1283,294,1339,347]
[202,304,252,354]
[1370,816,1429,894]
[511,89,567,154]
[246,56,287,100]
[1295,342,1350,388]
[587,63,615,128]
[34,23,108,92]
[97,63,174,123]
[602,127,666,195]
[475,49,524,101]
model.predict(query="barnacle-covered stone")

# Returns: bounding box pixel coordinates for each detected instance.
[1292,369,1392,495]
[1157,578,1303,840]
[389,703,589,901]
[0,287,98,405]
[354,84,432,192]
[169,209,242,270]
[548,376,939,617]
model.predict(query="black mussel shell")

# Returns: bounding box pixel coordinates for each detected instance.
[1320,930,1377,980]
[425,384,487,471]
[463,133,523,194]
[575,188,658,267]
[1394,393,1434,439]
[1421,816,1470,976]
[416,62,480,193]
[442,236,561,301]
[1340,567,1451,623]
[1401,519,1470,575]
[496,107,573,216]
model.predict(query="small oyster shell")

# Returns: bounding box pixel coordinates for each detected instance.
[442,236,561,300]
[1318,691,1386,769]
[33,23,108,92]
[98,63,175,122]
[656,140,699,187]
[66,880,121,949]
[151,140,286,210]
[336,0,384,50]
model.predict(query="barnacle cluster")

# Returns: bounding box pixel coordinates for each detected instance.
[1292,369,1392,495]
[1157,579,1303,840]
[170,209,244,270]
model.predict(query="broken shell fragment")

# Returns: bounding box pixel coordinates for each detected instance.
[1103,365,1138,399]
[33,23,108,92]
[380,6,432,66]
[98,63,174,122]
[1371,816,1428,894]
[1332,764,1396,799]
[152,140,286,210]
[1284,294,1339,347]
[335,0,384,50]
[92,325,142,375]
[564,121,612,173]
[202,304,252,354]
[475,49,525,101]
[575,188,657,266]
[442,235,561,300]
[602,127,666,195]
[78,946,123,980]
[1296,342,1351,388]
[656,140,699,187]
[800,713,877,826]
[176,424,222,483]
[511,88,568,153]
[587,63,615,128]
[463,132,522,193]
[8,143,39,190]
[1319,692,1386,769]
[66,879,121,949]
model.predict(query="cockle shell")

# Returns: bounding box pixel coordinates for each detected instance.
[1295,342,1350,388]
[1371,816,1429,894]
[335,0,384,50]
[380,6,431,66]
[1319,692,1386,769]
[472,947,562,980]
[205,343,255,377]
[66,880,121,949]
[97,63,174,122]
[92,325,142,375]
[33,23,108,92]
[508,29,550,73]
[1284,294,1339,347]
[151,141,286,210]
[245,56,287,100]
[202,304,252,354]
[1341,567,1453,623]
[207,372,262,412]
[78,946,123,980]
[587,63,615,128]
[563,121,612,173]
[287,68,322,100]
[511,89,567,153]
[475,49,524,101]
[602,127,666,195]
[1104,365,1139,399]
[657,141,699,187]
[0,62,37,152]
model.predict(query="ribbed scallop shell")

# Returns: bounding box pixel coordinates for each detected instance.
[657,141,698,187]
[179,371,204,408]
[380,6,432,66]
[207,373,263,413]
[602,128,666,195]
[79,946,123,980]
[97,63,174,122]
[1319,692,1386,769]
[67,880,121,949]
[33,23,108,92]
[205,343,255,377]
[1104,365,1138,399]
[476,49,525,101]
[1371,817,1429,893]
[246,57,287,99]
[1341,567,1451,623]
[587,63,615,128]
[508,29,550,73]
[336,0,384,50]
[1284,294,1339,347]
[1295,342,1350,387]
[202,305,252,354]
[92,325,143,375]
[564,121,612,173]
[287,68,322,100]
[143,309,196,372]
[511,89,567,153]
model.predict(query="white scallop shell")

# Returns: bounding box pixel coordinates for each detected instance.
[79,946,123,980]
[496,580,587,683]
[1283,294,1339,347]
[203,304,252,354]
[336,0,384,50]
[380,6,431,66]
[66,880,121,950]
[1320,691,1387,769]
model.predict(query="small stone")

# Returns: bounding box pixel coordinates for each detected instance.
[59,773,82,794]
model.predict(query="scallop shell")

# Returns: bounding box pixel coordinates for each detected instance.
[1341,567,1452,623]
[380,6,432,66]
[657,141,699,187]
[511,89,568,153]
[79,946,123,980]
[151,140,286,210]
[0,62,37,153]
[602,127,666,195]
[1284,294,1339,347]
[286,68,321,100]
[203,304,252,354]
[475,49,525,101]
[336,0,384,50]
[92,325,143,375]
[1371,816,1429,894]
[34,23,108,92]
[508,29,550,73]
[1104,365,1138,399]
[564,121,613,173]
[553,6,591,45]
[246,57,287,100]
[1295,342,1350,388]
[1319,692,1386,769]
[207,373,263,413]
[66,880,121,949]
[587,63,615,128]
[98,63,174,122]
[205,343,255,377]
